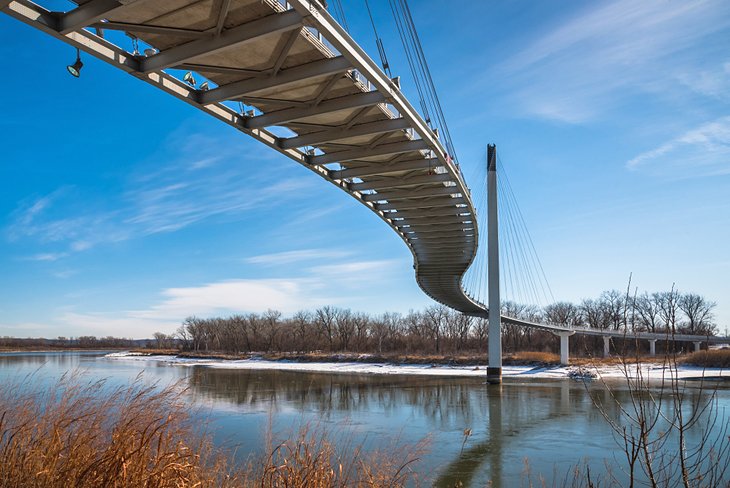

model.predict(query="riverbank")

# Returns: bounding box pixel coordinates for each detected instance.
[106,351,730,381]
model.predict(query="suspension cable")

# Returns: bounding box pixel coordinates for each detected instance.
[363,0,392,77]
[387,0,459,163]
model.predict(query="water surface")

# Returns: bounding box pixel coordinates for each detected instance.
[1,351,727,487]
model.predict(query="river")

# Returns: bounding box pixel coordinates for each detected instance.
[1,351,728,487]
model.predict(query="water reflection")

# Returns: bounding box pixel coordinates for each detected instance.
[1,352,727,487]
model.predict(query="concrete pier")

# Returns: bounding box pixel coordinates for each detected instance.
[555,331,575,365]
[603,336,611,358]
[648,339,657,356]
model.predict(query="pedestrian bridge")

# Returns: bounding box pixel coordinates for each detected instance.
[3,0,727,366]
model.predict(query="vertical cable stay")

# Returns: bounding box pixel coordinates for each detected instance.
[363,0,392,77]
[496,155,555,308]
[330,0,350,33]
[465,150,554,313]
[387,0,458,163]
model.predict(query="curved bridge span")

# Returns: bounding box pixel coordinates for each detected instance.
[3,0,485,314]
[4,0,728,360]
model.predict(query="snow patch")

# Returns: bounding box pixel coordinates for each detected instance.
[104,353,730,380]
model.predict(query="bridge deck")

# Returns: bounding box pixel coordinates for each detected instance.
[3,0,485,314]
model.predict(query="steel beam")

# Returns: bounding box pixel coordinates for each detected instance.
[281,118,411,150]
[177,63,266,77]
[57,0,129,34]
[397,215,473,226]
[362,185,459,202]
[409,231,475,240]
[311,139,428,166]
[200,56,351,103]
[419,259,471,266]
[400,223,474,233]
[139,10,303,73]
[413,245,472,252]
[388,209,473,221]
[286,0,470,186]
[350,173,451,192]
[89,21,209,38]
[245,90,385,129]
[332,157,437,179]
[375,197,466,211]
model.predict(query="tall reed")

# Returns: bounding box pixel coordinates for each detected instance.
[0,374,423,487]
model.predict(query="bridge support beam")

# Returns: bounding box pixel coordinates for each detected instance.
[603,336,611,358]
[648,339,657,356]
[486,144,502,385]
[693,341,702,353]
[554,331,575,365]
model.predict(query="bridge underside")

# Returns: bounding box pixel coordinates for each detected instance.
[3,0,486,314]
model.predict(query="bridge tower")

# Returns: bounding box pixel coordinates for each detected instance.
[486,144,503,384]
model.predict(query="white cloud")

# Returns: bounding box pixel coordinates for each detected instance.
[22,252,68,262]
[627,116,730,175]
[5,129,315,257]
[22,256,404,338]
[130,278,330,320]
[489,0,730,122]
[246,248,353,266]
[675,62,730,100]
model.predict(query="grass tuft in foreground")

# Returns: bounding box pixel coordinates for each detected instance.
[0,375,422,487]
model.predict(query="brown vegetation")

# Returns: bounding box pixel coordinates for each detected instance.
[0,336,137,351]
[0,377,422,488]
[681,349,730,368]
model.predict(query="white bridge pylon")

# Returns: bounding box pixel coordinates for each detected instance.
[3,0,727,366]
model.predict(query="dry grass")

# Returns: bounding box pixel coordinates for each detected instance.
[0,374,238,488]
[0,375,423,488]
[504,351,561,365]
[255,426,425,487]
[681,349,730,368]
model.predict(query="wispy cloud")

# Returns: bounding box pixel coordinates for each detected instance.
[31,255,404,337]
[675,62,730,101]
[246,248,353,266]
[5,128,314,257]
[489,0,730,122]
[21,252,68,262]
[130,278,331,320]
[627,116,730,176]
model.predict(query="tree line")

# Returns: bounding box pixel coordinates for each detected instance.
[160,288,720,357]
[0,336,138,349]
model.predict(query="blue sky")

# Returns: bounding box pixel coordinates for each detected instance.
[1,0,729,338]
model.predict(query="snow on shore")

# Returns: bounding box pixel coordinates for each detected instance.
[104,352,729,381]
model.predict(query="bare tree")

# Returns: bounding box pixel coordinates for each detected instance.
[291,310,312,352]
[657,287,681,332]
[678,293,717,335]
[635,292,662,333]
[261,309,281,351]
[423,305,448,354]
[334,308,355,351]
[544,302,581,326]
[315,306,337,351]
[600,289,626,331]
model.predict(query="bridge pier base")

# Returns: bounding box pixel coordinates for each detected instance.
[693,341,702,353]
[555,331,575,366]
[648,339,657,356]
[603,336,611,358]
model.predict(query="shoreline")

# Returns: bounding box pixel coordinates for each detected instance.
[105,351,730,381]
